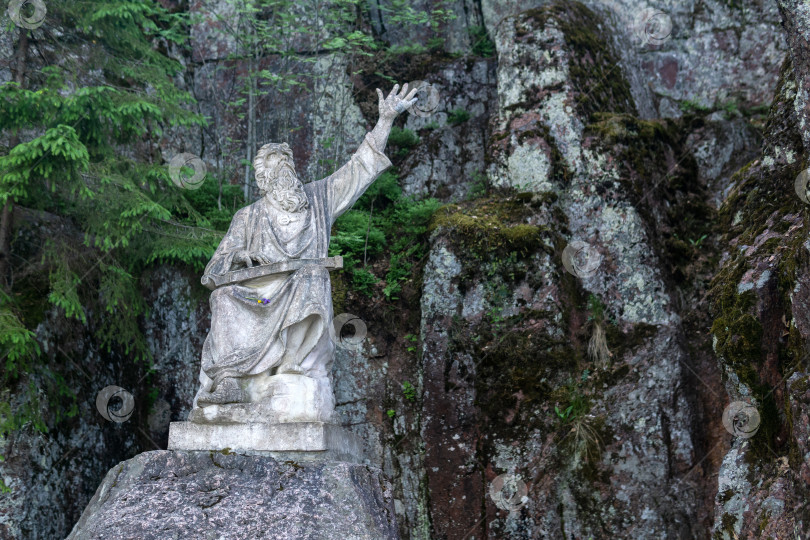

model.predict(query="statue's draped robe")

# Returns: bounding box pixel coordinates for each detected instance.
[195,134,391,401]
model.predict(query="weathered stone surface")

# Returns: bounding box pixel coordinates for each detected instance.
[708,54,810,539]
[482,0,786,119]
[411,2,716,537]
[67,450,398,540]
[399,57,497,201]
[778,0,810,153]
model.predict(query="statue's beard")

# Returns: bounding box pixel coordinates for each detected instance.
[265,165,308,213]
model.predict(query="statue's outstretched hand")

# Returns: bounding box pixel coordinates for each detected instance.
[234,250,271,268]
[376,83,419,122]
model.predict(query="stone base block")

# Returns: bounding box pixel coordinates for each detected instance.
[168,421,363,463]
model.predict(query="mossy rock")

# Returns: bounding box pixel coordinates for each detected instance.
[429,196,554,261]
[520,2,637,121]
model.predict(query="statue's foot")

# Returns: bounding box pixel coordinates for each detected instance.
[276,360,305,375]
[195,377,245,405]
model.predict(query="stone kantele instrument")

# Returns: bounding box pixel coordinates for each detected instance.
[201,256,343,290]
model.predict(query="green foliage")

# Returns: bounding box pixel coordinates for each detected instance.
[586,293,605,323]
[554,404,574,420]
[679,99,712,114]
[468,25,495,57]
[689,234,708,248]
[0,0,215,461]
[377,0,456,33]
[382,197,441,299]
[360,170,403,205]
[405,333,419,353]
[552,378,589,423]
[387,127,421,157]
[329,171,441,300]
[402,381,417,401]
[0,292,41,379]
[330,210,387,269]
[386,43,429,56]
[351,268,380,297]
[447,108,471,125]
[0,123,90,204]
[466,170,489,199]
[721,100,740,118]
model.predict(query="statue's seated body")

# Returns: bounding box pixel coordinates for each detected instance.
[187,84,417,426]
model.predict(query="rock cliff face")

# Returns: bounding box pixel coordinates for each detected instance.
[2,0,809,538]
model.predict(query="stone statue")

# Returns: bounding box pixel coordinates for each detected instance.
[185,84,418,428]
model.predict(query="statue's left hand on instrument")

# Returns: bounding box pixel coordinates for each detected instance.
[233,250,271,268]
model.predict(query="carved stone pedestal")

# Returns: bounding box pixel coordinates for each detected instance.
[189,373,337,424]
[167,421,364,463]
[173,370,361,462]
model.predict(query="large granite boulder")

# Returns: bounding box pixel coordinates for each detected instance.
[67,451,398,540]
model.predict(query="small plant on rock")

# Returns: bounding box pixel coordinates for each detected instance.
[563,414,604,465]
[402,381,417,401]
[447,108,471,125]
[586,294,612,370]
[387,127,420,157]
[468,25,495,57]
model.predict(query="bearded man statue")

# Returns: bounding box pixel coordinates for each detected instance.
[186,84,418,425]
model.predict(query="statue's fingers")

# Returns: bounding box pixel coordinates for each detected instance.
[376,88,383,107]
[399,82,409,98]
[388,84,399,99]
[404,87,419,101]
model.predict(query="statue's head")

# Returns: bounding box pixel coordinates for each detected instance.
[253,142,309,212]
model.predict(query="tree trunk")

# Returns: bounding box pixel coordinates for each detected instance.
[244,57,256,202]
[0,28,29,288]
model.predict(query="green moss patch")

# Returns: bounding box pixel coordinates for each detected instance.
[429,196,555,260]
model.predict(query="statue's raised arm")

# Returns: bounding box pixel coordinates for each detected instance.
[325,83,418,221]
